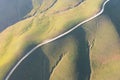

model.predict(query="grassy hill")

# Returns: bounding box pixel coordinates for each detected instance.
[0,0,120,80]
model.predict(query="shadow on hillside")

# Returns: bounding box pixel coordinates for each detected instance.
[0,0,33,31]
[70,27,91,80]
[104,0,120,36]
[7,45,50,80]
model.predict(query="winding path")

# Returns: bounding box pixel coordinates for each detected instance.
[5,0,110,80]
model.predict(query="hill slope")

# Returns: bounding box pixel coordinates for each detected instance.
[0,0,120,80]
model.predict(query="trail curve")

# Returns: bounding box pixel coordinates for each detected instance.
[5,0,110,80]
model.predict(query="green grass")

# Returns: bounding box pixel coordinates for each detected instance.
[0,0,108,79]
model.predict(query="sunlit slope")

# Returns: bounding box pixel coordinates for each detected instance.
[0,0,108,79]
[45,0,83,14]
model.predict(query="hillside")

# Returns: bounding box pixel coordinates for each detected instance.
[0,0,120,80]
